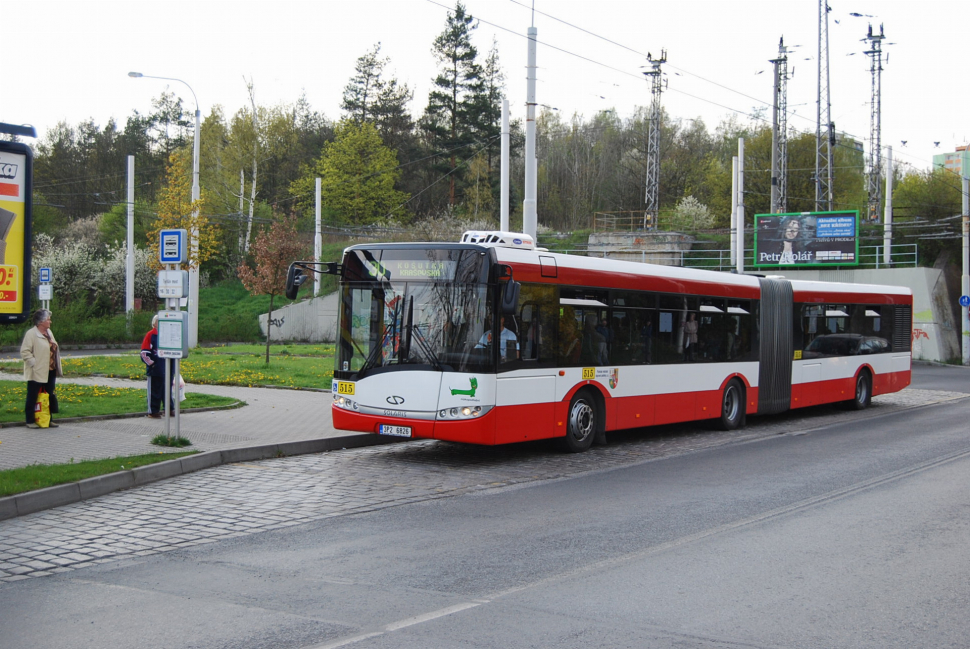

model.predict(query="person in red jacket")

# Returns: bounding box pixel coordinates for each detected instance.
[140,315,173,418]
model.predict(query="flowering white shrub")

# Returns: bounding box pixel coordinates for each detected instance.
[412,211,497,242]
[667,195,714,231]
[32,240,157,312]
[95,245,159,309]
[33,241,101,303]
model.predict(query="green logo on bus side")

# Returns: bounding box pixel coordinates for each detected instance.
[450,377,478,397]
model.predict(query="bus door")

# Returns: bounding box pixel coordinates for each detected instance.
[494,286,559,443]
[610,305,656,428]
[557,289,614,428]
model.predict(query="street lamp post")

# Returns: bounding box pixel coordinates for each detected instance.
[960,176,970,365]
[129,72,200,348]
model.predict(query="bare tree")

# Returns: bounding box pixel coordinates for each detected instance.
[237,214,309,364]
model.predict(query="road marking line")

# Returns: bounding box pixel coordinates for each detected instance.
[308,600,486,649]
[309,631,384,649]
[383,600,484,631]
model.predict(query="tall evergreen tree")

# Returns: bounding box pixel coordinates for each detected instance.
[423,1,482,208]
[342,43,414,156]
[473,38,505,169]
[342,44,386,124]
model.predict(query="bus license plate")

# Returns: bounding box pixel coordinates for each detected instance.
[379,424,412,438]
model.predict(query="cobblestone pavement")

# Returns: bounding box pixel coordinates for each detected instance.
[1,387,965,583]
[0,373,337,470]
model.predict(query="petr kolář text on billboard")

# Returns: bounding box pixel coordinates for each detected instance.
[754,211,859,268]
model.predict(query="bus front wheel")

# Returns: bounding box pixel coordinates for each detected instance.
[560,391,596,453]
[718,379,745,431]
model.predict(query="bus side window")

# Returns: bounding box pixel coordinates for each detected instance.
[520,303,540,360]
[513,283,557,365]
[558,306,581,365]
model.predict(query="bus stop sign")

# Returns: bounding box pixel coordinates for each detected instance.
[159,229,187,264]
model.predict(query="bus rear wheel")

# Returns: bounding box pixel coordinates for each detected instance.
[718,379,745,431]
[848,370,872,411]
[560,391,596,453]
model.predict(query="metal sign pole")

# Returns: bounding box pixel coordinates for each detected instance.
[164,273,172,438]
[157,229,189,438]
[962,176,969,366]
[174,355,180,432]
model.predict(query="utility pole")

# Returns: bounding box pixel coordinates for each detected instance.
[815,0,834,212]
[883,146,893,267]
[731,156,738,266]
[314,178,321,297]
[770,37,790,214]
[126,156,135,333]
[963,176,969,366]
[736,138,745,274]
[500,98,510,232]
[522,25,538,239]
[864,23,886,222]
[643,50,666,229]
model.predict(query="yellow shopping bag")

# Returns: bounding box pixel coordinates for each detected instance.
[35,389,51,428]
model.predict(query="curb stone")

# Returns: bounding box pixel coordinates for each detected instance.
[0,434,406,521]
[0,401,246,429]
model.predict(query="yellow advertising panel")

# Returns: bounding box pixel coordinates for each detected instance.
[0,142,31,323]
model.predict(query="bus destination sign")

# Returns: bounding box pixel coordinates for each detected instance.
[365,259,457,281]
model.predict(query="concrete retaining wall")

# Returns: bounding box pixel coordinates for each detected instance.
[259,292,339,343]
[587,232,695,266]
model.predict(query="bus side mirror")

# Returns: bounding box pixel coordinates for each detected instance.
[500,280,520,315]
[285,261,342,299]
[285,264,307,300]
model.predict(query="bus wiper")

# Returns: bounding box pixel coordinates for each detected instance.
[402,296,444,371]
[358,321,392,373]
[402,297,413,363]
[412,328,444,371]
[412,329,445,371]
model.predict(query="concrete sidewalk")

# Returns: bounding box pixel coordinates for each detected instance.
[0,373,353,471]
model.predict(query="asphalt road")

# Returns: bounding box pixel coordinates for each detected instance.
[908,360,970,392]
[2,367,969,648]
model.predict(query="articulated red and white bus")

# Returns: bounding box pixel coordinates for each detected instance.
[288,231,912,452]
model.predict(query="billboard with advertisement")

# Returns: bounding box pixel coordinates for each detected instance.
[754,210,859,268]
[0,141,32,323]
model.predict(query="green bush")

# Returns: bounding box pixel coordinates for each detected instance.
[0,302,155,347]
[2,239,349,346]
[198,279,280,343]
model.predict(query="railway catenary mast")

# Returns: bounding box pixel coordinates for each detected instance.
[643,50,666,229]
[864,23,886,222]
[771,37,790,214]
[816,0,835,211]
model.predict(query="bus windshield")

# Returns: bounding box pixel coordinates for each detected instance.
[335,247,493,377]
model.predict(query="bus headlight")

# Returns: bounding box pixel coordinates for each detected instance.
[333,395,357,411]
[437,405,489,420]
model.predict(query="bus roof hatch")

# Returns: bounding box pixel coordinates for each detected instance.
[460,230,536,250]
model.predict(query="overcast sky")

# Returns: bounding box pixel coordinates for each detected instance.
[3,0,965,174]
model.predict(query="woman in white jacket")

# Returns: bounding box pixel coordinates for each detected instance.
[20,309,63,428]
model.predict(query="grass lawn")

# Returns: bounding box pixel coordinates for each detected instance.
[0,344,336,390]
[0,452,197,497]
[0,382,241,424]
